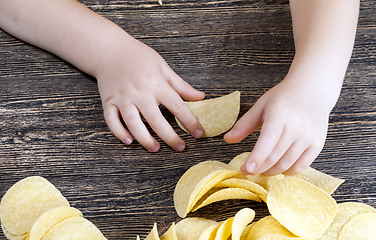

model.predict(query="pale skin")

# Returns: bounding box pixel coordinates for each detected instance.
[0,0,359,175]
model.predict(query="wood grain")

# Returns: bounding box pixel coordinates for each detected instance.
[1,0,376,239]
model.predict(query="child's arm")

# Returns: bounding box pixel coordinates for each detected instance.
[224,0,359,175]
[0,0,205,152]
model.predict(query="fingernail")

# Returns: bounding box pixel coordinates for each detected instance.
[193,129,203,138]
[175,143,185,152]
[149,144,160,152]
[245,162,256,173]
[123,137,133,145]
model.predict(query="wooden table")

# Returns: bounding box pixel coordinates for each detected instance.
[1,0,375,239]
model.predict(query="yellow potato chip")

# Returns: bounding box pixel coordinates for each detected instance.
[256,234,302,240]
[246,215,296,240]
[267,177,337,240]
[320,202,376,240]
[214,217,234,240]
[227,152,284,191]
[174,161,239,218]
[215,178,267,202]
[28,206,82,240]
[191,188,260,212]
[176,91,240,137]
[146,223,160,240]
[42,216,106,240]
[338,212,376,240]
[0,176,69,236]
[160,222,177,240]
[1,223,27,240]
[293,167,345,195]
[232,208,255,240]
[240,223,253,240]
[175,218,218,240]
[198,224,221,240]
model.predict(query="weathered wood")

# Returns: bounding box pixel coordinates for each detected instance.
[1,0,376,239]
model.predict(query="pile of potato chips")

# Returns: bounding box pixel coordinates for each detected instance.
[0,176,106,240]
[142,152,376,240]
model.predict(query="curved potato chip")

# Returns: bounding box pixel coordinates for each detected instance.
[232,208,255,240]
[175,218,218,240]
[1,223,27,240]
[215,178,267,202]
[321,202,376,240]
[240,223,253,240]
[161,222,177,240]
[267,177,337,240]
[198,224,221,240]
[176,91,240,137]
[146,223,160,240]
[192,188,260,212]
[0,176,69,236]
[338,212,376,240]
[42,217,106,240]
[28,206,82,240]
[246,215,296,240]
[214,217,234,240]
[257,234,302,240]
[174,161,239,218]
[228,152,251,170]
[293,167,345,195]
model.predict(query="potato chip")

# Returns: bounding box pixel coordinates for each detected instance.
[240,223,253,240]
[227,152,284,191]
[293,167,345,195]
[0,176,69,236]
[257,234,302,240]
[42,216,106,240]
[175,218,218,240]
[267,177,337,240]
[214,217,234,240]
[215,178,267,202]
[232,208,255,240]
[191,188,260,212]
[146,223,160,240]
[1,223,27,240]
[338,212,376,240]
[320,202,376,240]
[198,224,221,240]
[174,161,239,218]
[28,206,82,240]
[176,91,240,137]
[160,222,177,240]
[246,216,296,240]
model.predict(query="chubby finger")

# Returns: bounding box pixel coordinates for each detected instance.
[224,102,264,143]
[164,69,205,101]
[103,103,133,145]
[283,147,321,175]
[158,90,203,139]
[138,99,186,152]
[119,102,160,152]
[242,117,285,174]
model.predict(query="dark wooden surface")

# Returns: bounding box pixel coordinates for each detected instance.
[1,0,375,239]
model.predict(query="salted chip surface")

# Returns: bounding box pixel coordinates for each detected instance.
[160,222,177,240]
[192,188,260,212]
[214,217,234,240]
[246,215,296,240]
[293,167,345,195]
[176,91,240,137]
[232,208,255,240]
[267,177,337,240]
[338,212,376,240]
[28,206,82,240]
[0,176,69,236]
[215,178,267,202]
[1,223,27,240]
[174,161,239,218]
[198,224,220,240]
[175,218,218,240]
[320,202,376,240]
[42,216,106,240]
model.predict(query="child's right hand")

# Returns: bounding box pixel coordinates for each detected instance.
[95,33,205,152]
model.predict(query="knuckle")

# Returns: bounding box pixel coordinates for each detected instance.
[171,101,187,115]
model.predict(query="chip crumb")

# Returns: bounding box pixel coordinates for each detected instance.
[158,0,162,5]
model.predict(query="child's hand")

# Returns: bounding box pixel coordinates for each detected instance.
[224,76,336,176]
[95,33,205,152]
